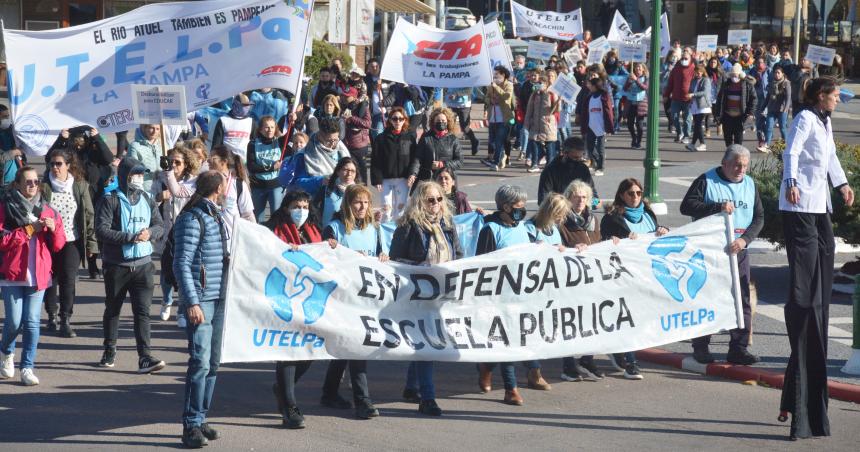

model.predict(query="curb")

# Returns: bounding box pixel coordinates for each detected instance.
[636,348,860,404]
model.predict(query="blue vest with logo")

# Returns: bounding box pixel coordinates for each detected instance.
[252,139,282,181]
[703,168,755,238]
[321,188,344,229]
[485,220,531,250]
[625,213,656,234]
[116,191,153,259]
[524,220,563,245]
[330,219,379,257]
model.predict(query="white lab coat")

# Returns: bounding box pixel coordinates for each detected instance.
[779,109,848,213]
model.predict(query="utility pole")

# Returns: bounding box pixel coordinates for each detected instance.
[821,0,827,43]
[644,0,665,214]
[794,0,802,62]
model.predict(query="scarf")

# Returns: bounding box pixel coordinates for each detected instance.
[434,130,449,139]
[274,221,322,245]
[0,187,41,229]
[425,220,451,265]
[302,137,348,177]
[49,172,74,194]
[623,203,645,224]
[569,209,596,232]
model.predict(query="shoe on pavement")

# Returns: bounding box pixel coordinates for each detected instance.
[527,368,551,390]
[46,315,59,333]
[692,347,716,364]
[355,399,380,419]
[59,319,77,338]
[560,369,584,382]
[160,304,172,321]
[527,166,541,173]
[695,144,707,152]
[624,363,644,380]
[525,159,532,168]
[20,368,40,386]
[477,363,492,393]
[673,135,681,143]
[493,164,500,172]
[480,158,495,167]
[418,399,443,416]
[503,388,524,406]
[200,423,220,441]
[284,405,306,429]
[594,170,605,176]
[608,353,626,372]
[181,426,208,449]
[138,355,166,374]
[470,136,480,156]
[685,143,697,152]
[499,154,508,169]
[320,394,353,409]
[402,387,421,403]
[177,314,187,329]
[0,352,14,379]
[726,348,761,365]
[681,137,691,145]
[577,358,605,381]
[99,348,116,368]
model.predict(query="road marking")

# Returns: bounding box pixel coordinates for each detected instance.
[755,302,853,346]
[830,317,853,324]
[660,176,696,188]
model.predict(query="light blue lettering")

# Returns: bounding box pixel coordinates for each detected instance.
[56,53,89,93]
[278,330,292,346]
[252,328,267,346]
[262,18,290,41]
[115,42,147,84]
[175,35,202,62]
[228,16,261,49]
[8,64,36,105]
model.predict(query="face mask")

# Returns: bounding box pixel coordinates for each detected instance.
[290,208,309,227]
[731,76,741,83]
[434,121,447,132]
[533,83,544,91]
[680,59,690,67]
[128,174,144,191]
[608,58,617,65]
[494,76,504,84]
[0,118,10,129]
[510,207,527,222]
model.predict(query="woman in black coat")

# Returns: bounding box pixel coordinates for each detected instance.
[370,106,416,222]
[409,108,462,184]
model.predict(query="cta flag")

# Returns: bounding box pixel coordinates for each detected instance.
[510,1,583,40]
[3,0,312,155]
[221,214,744,363]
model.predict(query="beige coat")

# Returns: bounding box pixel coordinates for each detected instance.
[484,81,515,123]
[524,90,559,142]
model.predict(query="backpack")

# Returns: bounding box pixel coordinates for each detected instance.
[161,210,205,290]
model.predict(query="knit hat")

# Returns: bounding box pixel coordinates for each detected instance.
[729,63,745,77]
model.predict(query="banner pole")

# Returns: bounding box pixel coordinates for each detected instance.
[279,0,316,163]
[725,212,745,330]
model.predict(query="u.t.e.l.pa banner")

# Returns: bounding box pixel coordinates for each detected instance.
[510,1,583,40]
[380,18,492,88]
[220,214,743,363]
[2,0,312,155]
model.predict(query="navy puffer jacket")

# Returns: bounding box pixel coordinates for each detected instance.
[172,200,228,306]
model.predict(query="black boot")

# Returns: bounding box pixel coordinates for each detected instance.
[88,254,101,279]
[46,313,59,333]
[467,130,479,156]
[59,318,77,338]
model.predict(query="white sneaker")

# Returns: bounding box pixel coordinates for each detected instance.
[20,368,39,386]
[160,304,172,321]
[177,314,187,329]
[0,352,14,379]
[695,144,707,152]
[594,170,605,176]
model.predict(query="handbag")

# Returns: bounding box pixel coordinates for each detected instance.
[636,100,648,117]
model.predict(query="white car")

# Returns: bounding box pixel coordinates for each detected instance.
[445,7,476,30]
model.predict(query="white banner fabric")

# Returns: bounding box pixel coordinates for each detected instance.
[221,214,743,363]
[805,44,836,66]
[3,0,312,156]
[696,35,718,52]
[348,0,373,46]
[380,19,493,88]
[727,29,752,46]
[549,75,581,104]
[619,41,646,62]
[510,1,582,40]
[328,0,347,44]
[607,10,642,46]
[484,21,514,72]
[129,84,187,126]
[526,40,557,60]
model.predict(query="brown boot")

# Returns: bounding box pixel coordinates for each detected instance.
[477,364,492,393]
[527,368,551,390]
[504,388,524,406]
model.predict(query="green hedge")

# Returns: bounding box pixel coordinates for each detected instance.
[304,40,353,86]
[748,140,860,246]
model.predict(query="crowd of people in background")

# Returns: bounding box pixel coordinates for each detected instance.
[0,27,854,447]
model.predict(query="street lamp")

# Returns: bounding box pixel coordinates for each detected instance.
[645,0,666,214]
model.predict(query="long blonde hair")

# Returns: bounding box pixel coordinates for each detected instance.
[398,181,453,230]
[338,184,375,234]
[532,193,570,233]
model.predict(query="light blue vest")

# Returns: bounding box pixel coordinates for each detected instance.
[524,220,563,245]
[329,219,379,256]
[485,221,531,249]
[703,168,755,238]
[116,191,153,259]
[321,188,344,229]
[252,139,282,181]
[625,213,656,234]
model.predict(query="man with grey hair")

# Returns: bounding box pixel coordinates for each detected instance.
[680,144,764,365]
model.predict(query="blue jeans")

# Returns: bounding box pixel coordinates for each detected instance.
[1,286,46,369]
[251,186,285,223]
[765,111,788,145]
[405,361,435,400]
[182,300,225,429]
[670,100,692,138]
[482,362,517,390]
[160,271,174,307]
[523,360,541,369]
[528,141,558,167]
[371,113,385,139]
[755,109,768,143]
[613,97,623,132]
[489,122,510,164]
[585,130,606,171]
[517,123,529,151]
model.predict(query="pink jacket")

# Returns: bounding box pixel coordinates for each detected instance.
[0,201,67,291]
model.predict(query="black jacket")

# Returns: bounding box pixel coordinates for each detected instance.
[246,136,288,189]
[389,219,464,265]
[537,156,597,204]
[370,129,416,185]
[410,133,462,182]
[679,167,764,245]
[50,126,114,199]
[600,207,660,240]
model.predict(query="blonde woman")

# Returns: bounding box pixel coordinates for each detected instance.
[321,184,387,419]
[308,94,346,139]
[390,181,464,416]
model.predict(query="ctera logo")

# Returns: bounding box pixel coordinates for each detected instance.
[413,34,483,60]
[264,250,337,324]
[195,83,211,101]
[646,236,707,303]
[258,65,293,77]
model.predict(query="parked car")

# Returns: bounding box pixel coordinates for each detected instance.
[484,11,513,38]
[445,7,476,30]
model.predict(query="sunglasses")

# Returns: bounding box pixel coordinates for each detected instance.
[50,161,65,167]
[24,179,40,187]
[170,159,184,165]
[390,116,405,122]
[626,190,643,197]
[425,196,444,204]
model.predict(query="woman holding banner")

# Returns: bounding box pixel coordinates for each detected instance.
[322,184,387,419]
[390,181,464,416]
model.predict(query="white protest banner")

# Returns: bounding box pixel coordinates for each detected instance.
[526,40,557,60]
[328,0,348,44]
[549,75,581,104]
[696,35,718,52]
[805,44,836,66]
[380,19,493,88]
[586,37,610,65]
[3,0,312,156]
[349,0,374,46]
[727,29,752,46]
[563,46,582,67]
[510,1,582,40]
[484,21,513,72]
[607,10,643,46]
[129,84,187,126]
[220,214,743,363]
[619,41,646,62]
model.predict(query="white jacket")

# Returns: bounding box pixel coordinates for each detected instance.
[779,109,848,213]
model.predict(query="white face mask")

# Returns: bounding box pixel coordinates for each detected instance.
[493,76,504,84]
[731,76,741,83]
[290,208,309,227]
[680,59,690,67]
[128,174,145,191]
[0,118,11,130]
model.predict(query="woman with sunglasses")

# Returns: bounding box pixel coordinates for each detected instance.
[600,178,668,380]
[370,107,416,222]
[389,181,463,416]
[1,166,67,385]
[40,149,96,338]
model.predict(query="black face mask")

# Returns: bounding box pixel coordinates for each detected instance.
[510,207,527,222]
[434,121,447,132]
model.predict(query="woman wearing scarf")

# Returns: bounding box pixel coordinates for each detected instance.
[370,107,416,222]
[313,157,358,229]
[292,117,351,197]
[600,178,669,380]
[1,166,67,385]
[410,108,463,185]
[390,181,464,416]
[264,189,323,429]
[41,149,96,338]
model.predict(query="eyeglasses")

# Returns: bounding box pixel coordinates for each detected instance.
[50,161,65,167]
[425,196,444,204]
[322,138,339,146]
[340,168,356,174]
[625,190,643,197]
[390,116,405,122]
[24,179,40,187]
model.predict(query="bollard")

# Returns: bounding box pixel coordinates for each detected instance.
[840,273,860,375]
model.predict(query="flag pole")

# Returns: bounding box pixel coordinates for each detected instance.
[644,1,664,212]
[280,0,315,162]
